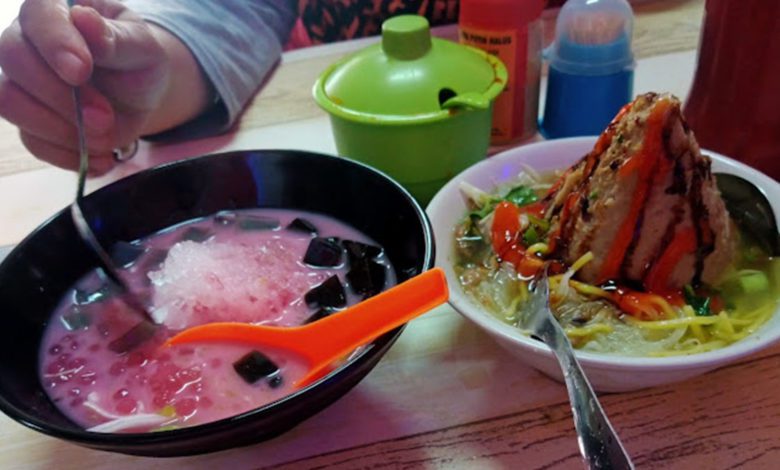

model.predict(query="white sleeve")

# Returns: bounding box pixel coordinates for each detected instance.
[124,0,297,134]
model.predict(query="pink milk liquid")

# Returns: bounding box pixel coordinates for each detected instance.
[39,209,395,433]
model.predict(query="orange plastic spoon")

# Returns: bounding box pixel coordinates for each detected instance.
[165,267,448,389]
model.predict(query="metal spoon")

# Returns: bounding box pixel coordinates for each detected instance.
[715,173,780,256]
[66,27,154,320]
[525,266,634,470]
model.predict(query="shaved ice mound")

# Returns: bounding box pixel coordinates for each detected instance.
[149,239,332,329]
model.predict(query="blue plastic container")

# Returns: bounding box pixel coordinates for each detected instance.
[540,0,635,138]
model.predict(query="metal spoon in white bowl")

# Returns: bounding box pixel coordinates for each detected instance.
[715,173,780,256]
[525,265,634,470]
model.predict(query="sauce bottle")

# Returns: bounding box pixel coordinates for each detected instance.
[459,0,545,145]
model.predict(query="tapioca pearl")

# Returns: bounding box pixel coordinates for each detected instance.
[69,397,85,408]
[97,322,111,337]
[125,370,147,387]
[178,368,201,383]
[69,340,80,351]
[177,347,195,356]
[45,361,65,375]
[62,335,74,344]
[45,379,58,389]
[152,391,172,409]
[151,363,180,385]
[57,353,71,363]
[113,388,130,400]
[126,351,147,368]
[150,364,182,404]
[174,398,197,418]
[109,361,127,377]
[66,357,86,370]
[115,397,138,415]
[79,370,97,386]
[48,344,63,355]
[68,388,81,397]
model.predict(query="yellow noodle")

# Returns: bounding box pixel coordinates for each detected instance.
[712,311,737,341]
[503,295,524,321]
[516,280,528,303]
[568,280,611,299]
[682,305,706,343]
[526,243,549,255]
[732,302,776,322]
[571,252,595,272]
[624,315,721,330]
[732,303,776,338]
[648,296,678,319]
[649,340,728,357]
[564,323,613,337]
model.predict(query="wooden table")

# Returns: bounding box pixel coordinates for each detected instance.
[2,1,780,468]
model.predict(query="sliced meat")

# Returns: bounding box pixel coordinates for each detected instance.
[543,93,734,292]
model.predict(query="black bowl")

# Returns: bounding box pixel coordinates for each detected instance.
[0,150,434,456]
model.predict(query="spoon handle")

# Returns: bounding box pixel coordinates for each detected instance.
[72,86,89,199]
[300,267,448,361]
[545,331,634,470]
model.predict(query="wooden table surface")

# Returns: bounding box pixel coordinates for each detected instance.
[2,1,780,469]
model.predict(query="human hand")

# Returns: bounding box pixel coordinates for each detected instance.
[0,0,170,173]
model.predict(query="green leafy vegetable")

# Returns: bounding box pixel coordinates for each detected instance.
[523,226,539,246]
[527,214,550,233]
[466,184,540,224]
[504,185,539,207]
[683,285,712,316]
[468,204,497,222]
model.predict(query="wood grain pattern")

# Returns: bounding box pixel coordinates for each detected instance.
[269,346,780,469]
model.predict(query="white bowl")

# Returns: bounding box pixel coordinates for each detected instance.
[427,137,780,392]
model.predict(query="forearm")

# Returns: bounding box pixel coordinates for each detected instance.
[140,24,214,135]
[126,0,297,137]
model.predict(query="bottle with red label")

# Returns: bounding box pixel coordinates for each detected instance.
[459,0,545,146]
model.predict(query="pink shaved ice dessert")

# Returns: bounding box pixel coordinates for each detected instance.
[38,209,395,433]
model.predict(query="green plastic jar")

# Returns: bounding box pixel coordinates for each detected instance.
[313,15,507,205]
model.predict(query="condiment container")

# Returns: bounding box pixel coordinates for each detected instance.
[313,15,507,205]
[459,0,544,145]
[540,0,635,138]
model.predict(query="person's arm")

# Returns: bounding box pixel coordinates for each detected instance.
[0,0,296,173]
[127,0,298,137]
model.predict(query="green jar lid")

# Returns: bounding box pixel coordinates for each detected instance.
[314,15,507,123]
